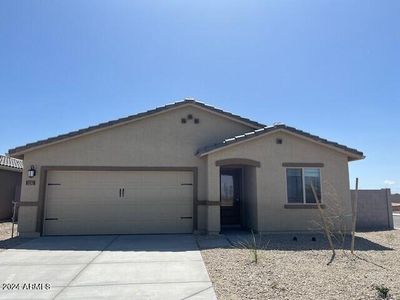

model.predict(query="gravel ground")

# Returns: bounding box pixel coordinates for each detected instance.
[0,221,27,250]
[0,221,17,239]
[198,230,400,300]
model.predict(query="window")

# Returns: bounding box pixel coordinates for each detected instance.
[286,168,321,203]
[286,169,303,203]
[304,168,321,203]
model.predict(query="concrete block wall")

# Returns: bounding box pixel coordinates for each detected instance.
[352,189,394,231]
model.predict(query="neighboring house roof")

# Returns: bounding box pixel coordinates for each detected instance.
[8,99,265,157]
[196,124,364,161]
[0,155,23,171]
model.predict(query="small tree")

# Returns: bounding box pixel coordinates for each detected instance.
[311,183,336,264]
[310,178,360,264]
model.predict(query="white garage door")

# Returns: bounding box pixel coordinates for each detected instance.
[43,170,194,235]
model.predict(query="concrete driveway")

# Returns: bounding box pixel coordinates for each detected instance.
[0,235,216,300]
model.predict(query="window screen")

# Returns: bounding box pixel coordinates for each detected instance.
[286,169,303,203]
[304,168,321,203]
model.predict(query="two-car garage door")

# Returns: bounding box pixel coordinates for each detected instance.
[43,170,194,235]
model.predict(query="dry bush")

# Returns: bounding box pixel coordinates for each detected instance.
[310,181,354,264]
[235,230,269,264]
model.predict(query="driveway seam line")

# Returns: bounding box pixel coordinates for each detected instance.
[181,286,214,300]
[52,235,120,300]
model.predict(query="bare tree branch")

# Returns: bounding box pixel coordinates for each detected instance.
[311,182,336,264]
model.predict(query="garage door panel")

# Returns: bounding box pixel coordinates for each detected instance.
[46,202,193,220]
[43,170,194,235]
[46,204,134,221]
[124,189,192,203]
[45,220,192,236]
[46,186,119,200]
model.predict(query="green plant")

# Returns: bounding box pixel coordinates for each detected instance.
[236,230,269,264]
[375,284,390,299]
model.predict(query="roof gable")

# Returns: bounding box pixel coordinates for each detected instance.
[196,124,364,161]
[9,99,265,157]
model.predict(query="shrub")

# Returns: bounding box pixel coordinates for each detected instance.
[236,230,269,264]
[375,284,390,299]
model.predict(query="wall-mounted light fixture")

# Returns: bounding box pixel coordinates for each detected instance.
[28,165,36,178]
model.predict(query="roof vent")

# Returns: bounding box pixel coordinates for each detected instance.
[276,138,283,144]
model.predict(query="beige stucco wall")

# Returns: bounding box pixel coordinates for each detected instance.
[243,166,258,231]
[207,131,353,232]
[18,104,254,236]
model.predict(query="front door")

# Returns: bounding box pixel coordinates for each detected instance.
[220,168,242,227]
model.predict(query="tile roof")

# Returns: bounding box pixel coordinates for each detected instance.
[8,99,265,156]
[196,124,364,160]
[0,155,23,170]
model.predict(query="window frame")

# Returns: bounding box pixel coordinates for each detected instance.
[285,167,322,204]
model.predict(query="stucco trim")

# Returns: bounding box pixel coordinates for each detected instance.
[282,163,324,168]
[284,204,326,209]
[37,166,198,235]
[197,200,221,206]
[216,158,261,167]
[18,202,39,207]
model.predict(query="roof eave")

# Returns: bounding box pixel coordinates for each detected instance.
[0,165,23,172]
[8,100,265,156]
[9,153,24,159]
[197,127,364,161]
[348,154,366,162]
[186,102,264,129]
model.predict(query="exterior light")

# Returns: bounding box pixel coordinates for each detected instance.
[28,165,36,178]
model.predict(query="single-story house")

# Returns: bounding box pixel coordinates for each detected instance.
[9,99,364,237]
[0,155,23,220]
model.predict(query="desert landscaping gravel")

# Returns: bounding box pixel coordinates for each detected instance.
[0,221,27,250]
[198,230,400,300]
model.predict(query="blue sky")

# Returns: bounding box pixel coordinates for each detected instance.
[0,1,399,192]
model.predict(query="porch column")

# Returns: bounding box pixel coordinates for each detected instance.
[207,162,221,234]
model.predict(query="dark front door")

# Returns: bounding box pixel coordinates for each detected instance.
[220,168,242,226]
